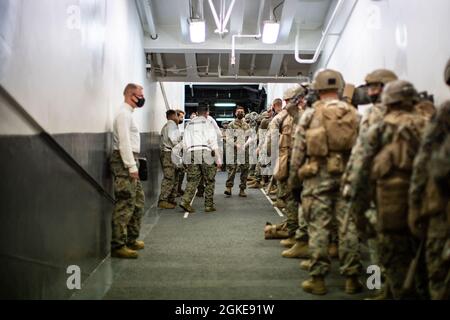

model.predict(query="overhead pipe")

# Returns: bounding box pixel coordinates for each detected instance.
[218,64,309,82]
[140,0,158,40]
[230,0,265,66]
[294,0,344,64]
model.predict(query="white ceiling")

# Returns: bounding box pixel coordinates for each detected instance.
[137,0,356,83]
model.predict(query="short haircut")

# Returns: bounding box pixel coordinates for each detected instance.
[273,98,283,106]
[123,83,142,96]
[166,110,177,119]
[236,106,245,111]
[176,109,185,116]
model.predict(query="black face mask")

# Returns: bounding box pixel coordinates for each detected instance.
[135,96,146,108]
[237,114,244,120]
[369,95,380,104]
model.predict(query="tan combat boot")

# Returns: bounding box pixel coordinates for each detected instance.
[345,276,364,294]
[269,186,278,195]
[180,202,195,213]
[299,260,312,271]
[127,240,145,251]
[249,181,262,189]
[275,199,286,209]
[328,243,339,259]
[111,246,138,259]
[302,276,327,295]
[158,201,176,209]
[282,241,309,258]
[280,236,296,248]
[205,206,217,213]
[224,187,232,196]
[239,189,247,197]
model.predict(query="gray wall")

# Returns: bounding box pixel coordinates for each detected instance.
[0,0,170,299]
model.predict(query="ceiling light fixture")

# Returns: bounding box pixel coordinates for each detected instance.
[215,103,237,107]
[262,21,280,44]
[189,19,206,43]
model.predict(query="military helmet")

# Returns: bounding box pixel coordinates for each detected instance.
[445,58,450,85]
[312,69,345,91]
[283,85,306,100]
[382,80,419,106]
[365,69,398,86]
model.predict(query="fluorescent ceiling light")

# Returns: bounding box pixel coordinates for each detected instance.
[215,103,236,107]
[190,20,205,43]
[216,118,236,122]
[262,21,280,44]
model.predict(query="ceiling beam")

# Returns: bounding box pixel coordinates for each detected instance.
[268,54,284,76]
[230,0,245,34]
[185,53,198,79]
[278,0,298,43]
[178,0,191,43]
[227,0,245,76]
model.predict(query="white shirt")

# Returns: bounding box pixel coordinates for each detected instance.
[160,119,181,151]
[183,116,219,152]
[207,115,223,138]
[113,103,141,173]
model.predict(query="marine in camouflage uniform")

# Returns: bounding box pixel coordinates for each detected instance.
[274,86,310,258]
[111,151,145,251]
[290,69,363,295]
[180,105,221,213]
[158,110,182,209]
[225,106,251,196]
[341,70,398,287]
[350,80,430,299]
[409,59,450,300]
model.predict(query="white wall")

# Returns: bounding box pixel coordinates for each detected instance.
[0,0,184,135]
[325,0,450,105]
[266,83,300,108]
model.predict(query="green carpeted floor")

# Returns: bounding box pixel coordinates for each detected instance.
[103,173,371,300]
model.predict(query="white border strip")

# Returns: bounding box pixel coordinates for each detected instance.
[260,188,284,217]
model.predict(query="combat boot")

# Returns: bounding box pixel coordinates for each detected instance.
[158,201,176,209]
[299,260,312,271]
[364,286,390,300]
[328,243,338,259]
[177,189,184,197]
[224,187,232,196]
[180,202,195,213]
[275,199,286,209]
[239,189,247,197]
[111,246,138,259]
[280,236,296,248]
[282,241,309,258]
[249,181,262,189]
[205,206,217,213]
[345,276,363,294]
[127,240,145,251]
[269,186,278,195]
[302,276,327,295]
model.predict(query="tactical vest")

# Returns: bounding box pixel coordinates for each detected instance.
[371,110,427,232]
[273,113,294,181]
[298,100,359,180]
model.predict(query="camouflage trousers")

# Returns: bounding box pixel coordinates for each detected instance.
[426,212,450,300]
[182,151,217,208]
[378,232,427,299]
[226,163,249,190]
[302,190,362,277]
[281,181,309,241]
[177,167,185,193]
[248,164,257,177]
[110,151,145,250]
[158,151,178,203]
